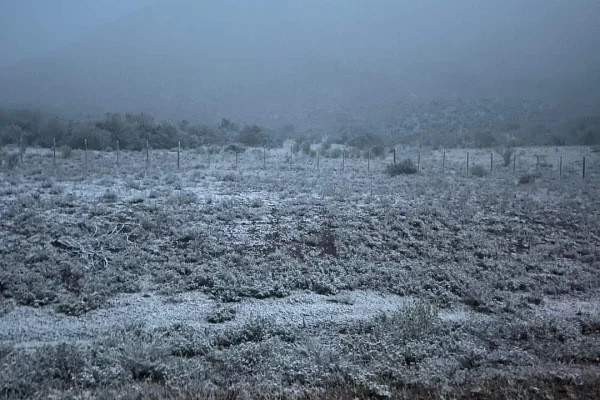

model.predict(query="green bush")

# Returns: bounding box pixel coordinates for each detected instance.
[386,159,418,176]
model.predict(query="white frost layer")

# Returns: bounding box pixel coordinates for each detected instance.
[0,290,473,347]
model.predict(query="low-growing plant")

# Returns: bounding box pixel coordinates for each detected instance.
[329,148,343,159]
[518,173,537,185]
[173,191,198,205]
[386,158,417,176]
[206,307,237,324]
[7,153,19,169]
[470,164,488,177]
[101,190,118,202]
[501,146,515,166]
[60,145,72,159]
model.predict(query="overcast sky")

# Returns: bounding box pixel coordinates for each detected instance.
[0,0,158,66]
[0,0,599,124]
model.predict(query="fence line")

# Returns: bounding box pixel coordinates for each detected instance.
[10,137,594,181]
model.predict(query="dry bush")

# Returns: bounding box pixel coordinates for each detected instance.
[518,173,537,185]
[7,153,19,169]
[470,164,488,177]
[386,159,417,176]
[60,145,72,159]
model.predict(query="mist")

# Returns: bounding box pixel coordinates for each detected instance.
[1,0,599,127]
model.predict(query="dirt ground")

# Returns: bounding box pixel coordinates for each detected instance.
[1,144,599,399]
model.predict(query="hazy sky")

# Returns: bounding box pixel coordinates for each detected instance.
[0,0,158,66]
[0,0,599,124]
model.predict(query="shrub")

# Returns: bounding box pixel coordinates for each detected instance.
[224,143,246,153]
[386,159,418,176]
[329,148,342,159]
[518,173,537,185]
[500,146,515,166]
[238,125,265,147]
[371,145,385,158]
[60,145,72,159]
[300,141,311,155]
[470,164,488,177]
[7,153,19,169]
[473,130,497,148]
[206,307,236,324]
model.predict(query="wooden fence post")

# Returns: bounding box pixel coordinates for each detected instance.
[490,152,493,172]
[84,139,88,168]
[342,148,345,171]
[235,150,238,170]
[116,140,120,167]
[146,140,149,165]
[442,151,446,172]
[393,147,396,164]
[536,155,539,173]
[466,152,469,175]
[417,150,421,171]
[559,156,562,177]
[263,146,266,169]
[53,138,56,167]
[177,141,180,171]
[367,149,370,171]
[19,136,24,165]
[513,154,516,175]
[583,156,586,179]
[317,151,320,170]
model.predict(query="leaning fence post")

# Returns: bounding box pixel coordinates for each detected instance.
[177,141,180,171]
[53,138,56,167]
[583,156,586,179]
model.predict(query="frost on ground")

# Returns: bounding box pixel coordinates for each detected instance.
[0,146,599,399]
[0,290,479,348]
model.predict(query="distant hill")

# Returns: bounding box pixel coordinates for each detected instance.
[1,0,599,128]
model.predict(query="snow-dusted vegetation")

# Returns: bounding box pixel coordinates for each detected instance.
[1,141,599,398]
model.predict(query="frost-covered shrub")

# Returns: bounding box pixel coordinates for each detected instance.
[386,159,417,176]
[470,164,488,177]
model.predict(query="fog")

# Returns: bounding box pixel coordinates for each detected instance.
[1,0,599,127]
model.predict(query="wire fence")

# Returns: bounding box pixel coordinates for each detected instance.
[10,138,599,181]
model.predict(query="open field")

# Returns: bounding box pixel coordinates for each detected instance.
[1,144,600,399]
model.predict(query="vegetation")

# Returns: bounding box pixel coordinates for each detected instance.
[386,158,418,176]
[470,164,488,177]
[0,145,598,399]
[2,99,598,154]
